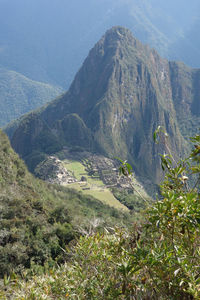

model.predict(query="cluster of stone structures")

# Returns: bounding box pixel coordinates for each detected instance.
[34,150,144,193]
[35,156,77,185]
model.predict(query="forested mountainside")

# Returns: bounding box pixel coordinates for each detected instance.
[0,0,199,88]
[7,27,200,184]
[2,132,200,299]
[0,129,131,277]
[0,68,62,127]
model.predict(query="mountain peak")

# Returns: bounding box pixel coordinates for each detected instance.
[96,26,141,53]
[8,27,199,183]
[104,26,134,40]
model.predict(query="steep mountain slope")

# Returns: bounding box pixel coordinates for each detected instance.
[8,27,199,184]
[169,62,200,138]
[0,68,63,127]
[0,0,199,88]
[0,129,130,276]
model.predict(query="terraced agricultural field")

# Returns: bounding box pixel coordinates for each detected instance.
[63,160,128,211]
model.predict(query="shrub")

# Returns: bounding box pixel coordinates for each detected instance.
[2,134,200,299]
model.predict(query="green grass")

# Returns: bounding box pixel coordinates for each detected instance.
[64,160,88,180]
[68,182,128,211]
[64,160,103,185]
[84,189,127,210]
[63,160,128,211]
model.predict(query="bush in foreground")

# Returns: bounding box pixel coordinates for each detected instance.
[1,135,200,299]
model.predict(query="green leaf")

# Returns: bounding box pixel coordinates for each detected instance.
[153,131,157,143]
[126,163,133,175]
[115,157,124,163]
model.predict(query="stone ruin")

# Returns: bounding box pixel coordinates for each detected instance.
[34,156,77,185]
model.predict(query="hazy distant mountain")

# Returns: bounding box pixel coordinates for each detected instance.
[7,27,200,183]
[0,68,63,127]
[0,0,199,88]
[170,15,200,68]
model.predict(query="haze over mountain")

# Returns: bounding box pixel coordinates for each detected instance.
[0,68,62,127]
[0,0,199,88]
[170,16,200,68]
[7,27,200,184]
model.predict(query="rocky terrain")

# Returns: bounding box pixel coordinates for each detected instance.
[6,27,199,186]
[35,156,77,185]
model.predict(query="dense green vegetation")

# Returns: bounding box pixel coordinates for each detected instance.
[0,130,131,278]
[2,134,199,299]
[112,187,146,212]
[0,68,62,127]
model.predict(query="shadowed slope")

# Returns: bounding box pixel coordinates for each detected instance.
[8,27,198,183]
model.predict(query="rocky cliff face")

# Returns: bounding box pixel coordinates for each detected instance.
[8,27,199,183]
[169,62,200,138]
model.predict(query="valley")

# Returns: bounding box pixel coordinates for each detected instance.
[6,27,199,188]
[0,129,132,279]
[34,148,152,211]
[0,1,200,297]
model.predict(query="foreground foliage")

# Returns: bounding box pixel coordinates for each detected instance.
[0,130,131,278]
[1,134,199,299]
